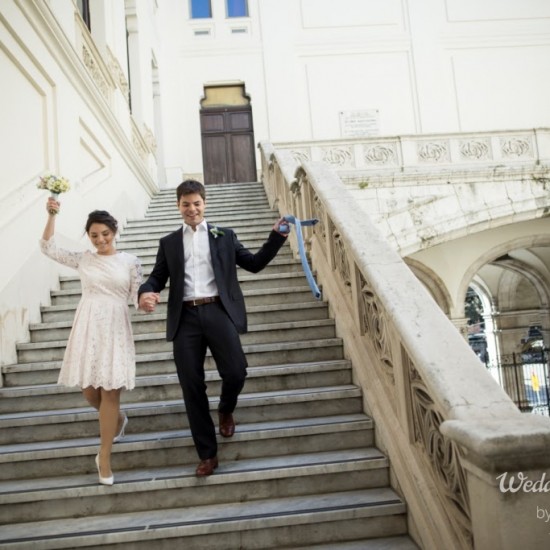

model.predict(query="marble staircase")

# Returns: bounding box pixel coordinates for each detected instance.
[0,182,418,549]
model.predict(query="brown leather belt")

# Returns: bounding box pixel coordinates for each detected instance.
[184,296,220,307]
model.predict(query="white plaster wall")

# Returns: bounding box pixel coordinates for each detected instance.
[0,0,158,365]
[157,0,550,180]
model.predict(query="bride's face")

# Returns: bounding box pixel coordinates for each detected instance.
[88,223,116,255]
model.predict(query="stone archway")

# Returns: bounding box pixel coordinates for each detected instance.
[408,226,550,378]
[405,258,452,315]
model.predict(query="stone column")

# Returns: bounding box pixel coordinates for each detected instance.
[442,417,550,550]
[451,317,470,341]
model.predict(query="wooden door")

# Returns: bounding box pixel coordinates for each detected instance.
[200,106,257,184]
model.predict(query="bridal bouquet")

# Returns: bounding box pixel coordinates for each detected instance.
[37,174,71,214]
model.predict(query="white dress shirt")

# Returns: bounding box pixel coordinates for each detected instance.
[182,220,219,300]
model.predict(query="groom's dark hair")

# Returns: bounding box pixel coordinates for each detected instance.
[177,179,205,202]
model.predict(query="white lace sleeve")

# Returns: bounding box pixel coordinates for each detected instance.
[129,255,143,310]
[39,237,83,270]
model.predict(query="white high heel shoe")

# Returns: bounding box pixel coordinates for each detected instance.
[113,414,128,443]
[95,454,114,486]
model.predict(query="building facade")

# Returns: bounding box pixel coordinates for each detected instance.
[1,0,550,377]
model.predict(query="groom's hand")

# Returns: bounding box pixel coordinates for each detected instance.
[273,217,290,237]
[139,292,160,312]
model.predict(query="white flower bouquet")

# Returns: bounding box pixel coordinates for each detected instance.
[37,174,70,214]
[37,174,71,196]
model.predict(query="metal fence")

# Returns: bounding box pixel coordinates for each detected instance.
[485,349,550,416]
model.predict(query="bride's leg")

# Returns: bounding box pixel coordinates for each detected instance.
[97,388,121,477]
[82,386,101,410]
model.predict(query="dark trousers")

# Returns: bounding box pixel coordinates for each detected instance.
[173,301,247,459]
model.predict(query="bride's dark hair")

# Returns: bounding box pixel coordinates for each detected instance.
[85,210,118,234]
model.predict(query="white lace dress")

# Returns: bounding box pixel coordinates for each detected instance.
[40,237,142,390]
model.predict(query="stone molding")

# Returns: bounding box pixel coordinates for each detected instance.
[274,128,550,179]
[105,46,130,103]
[16,0,157,195]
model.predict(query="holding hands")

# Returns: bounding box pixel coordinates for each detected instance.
[139,292,160,313]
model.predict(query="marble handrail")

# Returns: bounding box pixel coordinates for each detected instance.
[259,139,550,550]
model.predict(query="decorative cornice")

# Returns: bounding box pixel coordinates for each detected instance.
[105,46,129,103]
[16,0,157,195]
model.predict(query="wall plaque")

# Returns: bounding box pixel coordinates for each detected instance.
[339,109,380,138]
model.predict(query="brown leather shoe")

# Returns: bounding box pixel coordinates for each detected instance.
[218,412,235,438]
[195,457,218,477]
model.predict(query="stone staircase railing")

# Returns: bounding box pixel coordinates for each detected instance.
[272,128,550,183]
[259,141,550,550]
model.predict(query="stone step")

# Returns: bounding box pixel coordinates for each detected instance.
[113,237,293,257]
[129,247,296,266]
[29,301,329,341]
[57,260,307,291]
[0,448,388,524]
[146,198,271,214]
[44,273,314,306]
[0,412,369,480]
[23,319,336,362]
[126,210,279,227]
[0,360,352,419]
[0,488,407,549]
[116,233,288,251]
[151,189,266,198]
[1,385,362,451]
[154,181,264,193]
[146,205,272,218]
[132,254,303,273]
[38,287,317,326]
[119,228,279,243]
[151,187,266,201]
[51,266,307,296]
[144,207,276,221]
[6,337,343,387]
[117,226,281,244]
[120,217,276,235]
[292,538,419,549]
[151,188,267,199]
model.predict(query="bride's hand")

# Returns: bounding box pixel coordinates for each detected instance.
[47,197,60,215]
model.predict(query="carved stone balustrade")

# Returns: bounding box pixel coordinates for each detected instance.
[273,129,550,181]
[259,141,550,550]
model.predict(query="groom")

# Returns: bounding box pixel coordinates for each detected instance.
[138,179,288,476]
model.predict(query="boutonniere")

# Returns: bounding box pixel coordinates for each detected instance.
[209,226,225,238]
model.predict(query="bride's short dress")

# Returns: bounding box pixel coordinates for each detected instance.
[40,238,142,390]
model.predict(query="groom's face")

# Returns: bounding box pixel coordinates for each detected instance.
[178,192,205,229]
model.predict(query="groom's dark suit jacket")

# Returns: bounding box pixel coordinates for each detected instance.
[138,224,287,341]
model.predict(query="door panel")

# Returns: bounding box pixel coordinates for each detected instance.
[202,135,229,184]
[230,133,256,183]
[228,111,252,131]
[201,113,225,132]
[200,106,256,184]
